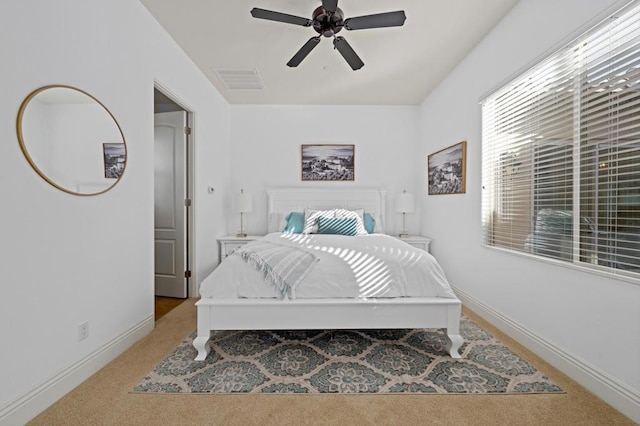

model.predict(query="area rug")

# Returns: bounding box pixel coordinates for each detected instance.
[133,316,563,394]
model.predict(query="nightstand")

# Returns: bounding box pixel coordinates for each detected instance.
[397,235,432,253]
[217,235,261,262]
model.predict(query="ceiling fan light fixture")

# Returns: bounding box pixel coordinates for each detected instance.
[312,6,344,37]
[250,0,406,69]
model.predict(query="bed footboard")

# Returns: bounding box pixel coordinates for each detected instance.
[194,297,463,360]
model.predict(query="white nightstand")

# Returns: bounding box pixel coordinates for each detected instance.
[217,235,261,262]
[397,235,432,253]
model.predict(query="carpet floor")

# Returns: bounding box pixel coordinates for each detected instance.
[29,299,634,425]
[134,316,562,395]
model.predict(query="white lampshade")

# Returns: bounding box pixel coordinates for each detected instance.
[233,189,253,213]
[395,190,415,213]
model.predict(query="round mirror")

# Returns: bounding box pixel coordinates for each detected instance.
[16,85,127,195]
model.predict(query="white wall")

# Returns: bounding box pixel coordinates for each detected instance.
[0,0,230,422]
[418,0,639,420]
[229,105,420,236]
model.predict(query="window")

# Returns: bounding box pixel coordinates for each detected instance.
[482,1,640,280]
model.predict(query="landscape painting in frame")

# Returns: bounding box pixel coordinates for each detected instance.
[301,144,355,181]
[103,143,126,179]
[428,141,466,195]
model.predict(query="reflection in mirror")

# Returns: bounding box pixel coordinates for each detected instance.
[17,85,126,195]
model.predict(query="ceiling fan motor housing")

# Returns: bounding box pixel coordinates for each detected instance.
[312,6,344,37]
[250,2,406,70]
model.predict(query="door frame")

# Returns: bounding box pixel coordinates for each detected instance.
[154,81,196,298]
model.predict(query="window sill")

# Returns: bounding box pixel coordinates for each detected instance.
[482,244,640,287]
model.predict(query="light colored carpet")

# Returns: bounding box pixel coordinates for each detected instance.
[29,299,634,425]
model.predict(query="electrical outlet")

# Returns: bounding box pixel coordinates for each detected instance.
[78,321,89,341]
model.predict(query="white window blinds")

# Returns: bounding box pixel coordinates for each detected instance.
[482,1,640,279]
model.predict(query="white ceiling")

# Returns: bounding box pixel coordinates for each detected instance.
[140,0,519,105]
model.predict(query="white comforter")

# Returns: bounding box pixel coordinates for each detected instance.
[200,233,457,300]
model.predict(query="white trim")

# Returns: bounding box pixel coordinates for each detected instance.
[455,287,640,424]
[153,80,198,298]
[0,316,154,426]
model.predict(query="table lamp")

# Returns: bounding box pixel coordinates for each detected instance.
[395,189,415,238]
[233,189,252,237]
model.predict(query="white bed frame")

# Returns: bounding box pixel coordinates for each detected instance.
[194,188,463,360]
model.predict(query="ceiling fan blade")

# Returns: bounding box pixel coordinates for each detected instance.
[333,36,364,70]
[322,0,338,13]
[287,37,321,67]
[250,8,312,27]
[344,11,406,30]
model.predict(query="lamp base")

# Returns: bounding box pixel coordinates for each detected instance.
[398,233,409,239]
[236,232,248,238]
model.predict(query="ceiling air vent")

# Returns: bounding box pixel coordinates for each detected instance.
[214,69,264,90]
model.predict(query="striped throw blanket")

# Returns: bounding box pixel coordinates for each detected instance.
[234,240,319,299]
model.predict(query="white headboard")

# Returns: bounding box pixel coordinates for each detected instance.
[267,187,387,233]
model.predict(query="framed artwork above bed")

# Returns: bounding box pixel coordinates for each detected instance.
[301,144,354,181]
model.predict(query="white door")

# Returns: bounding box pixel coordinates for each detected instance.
[154,111,188,298]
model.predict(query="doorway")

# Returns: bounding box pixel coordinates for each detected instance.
[153,87,192,315]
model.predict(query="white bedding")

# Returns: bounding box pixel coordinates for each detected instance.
[201,233,457,300]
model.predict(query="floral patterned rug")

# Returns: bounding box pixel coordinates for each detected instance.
[133,316,563,394]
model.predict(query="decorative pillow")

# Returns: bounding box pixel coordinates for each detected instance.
[283,211,305,234]
[335,207,363,220]
[317,216,358,235]
[302,208,334,234]
[333,208,367,235]
[364,212,376,233]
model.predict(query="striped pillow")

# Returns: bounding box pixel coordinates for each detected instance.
[302,208,332,234]
[333,208,368,235]
[317,216,358,236]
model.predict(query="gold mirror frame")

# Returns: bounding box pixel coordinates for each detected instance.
[16,85,127,196]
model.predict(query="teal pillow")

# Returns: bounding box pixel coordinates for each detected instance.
[283,211,305,234]
[364,213,375,233]
[317,216,358,236]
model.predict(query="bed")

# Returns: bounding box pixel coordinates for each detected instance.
[193,188,463,360]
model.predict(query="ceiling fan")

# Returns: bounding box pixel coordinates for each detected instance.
[250,0,406,70]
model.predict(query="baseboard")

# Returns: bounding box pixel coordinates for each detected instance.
[454,286,640,424]
[0,315,154,426]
